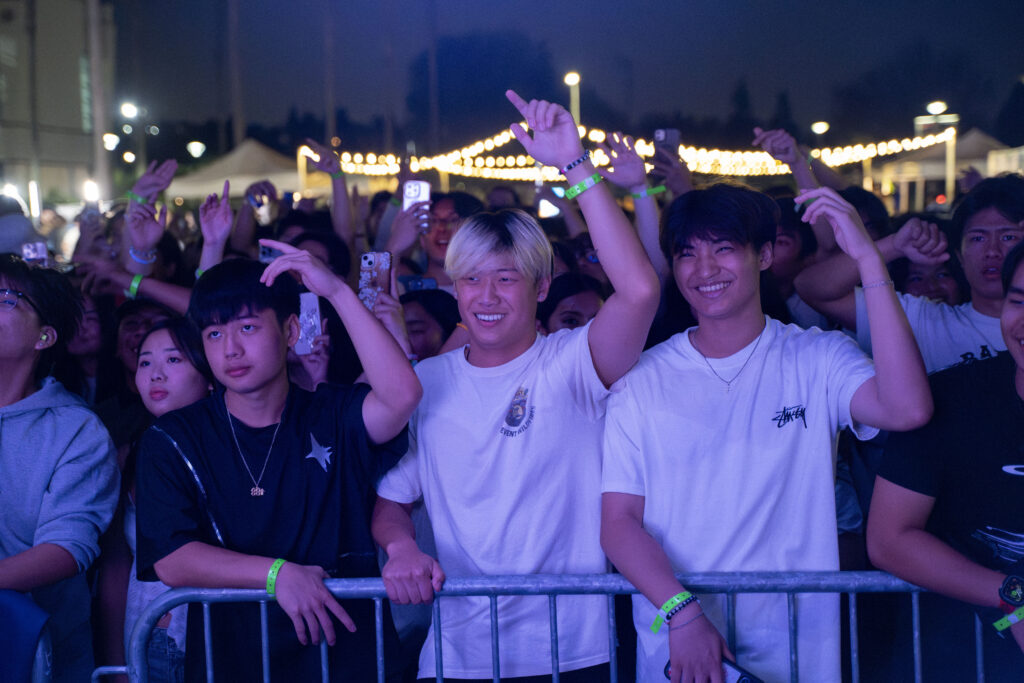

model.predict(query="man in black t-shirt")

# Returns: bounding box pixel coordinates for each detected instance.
[136,246,421,681]
[867,242,1024,679]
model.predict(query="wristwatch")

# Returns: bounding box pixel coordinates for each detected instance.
[998,574,1023,614]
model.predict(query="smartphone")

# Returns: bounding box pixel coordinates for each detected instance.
[654,128,682,155]
[294,292,322,356]
[358,251,392,311]
[258,244,284,264]
[21,242,49,268]
[664,658,763,683]
[398,275,438,292]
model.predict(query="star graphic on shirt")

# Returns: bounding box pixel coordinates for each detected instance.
[305,433,333,472]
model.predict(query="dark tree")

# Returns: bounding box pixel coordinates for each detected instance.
[993,80,1024,148]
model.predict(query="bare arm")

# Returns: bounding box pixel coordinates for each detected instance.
[601,493,732,683]
[259,240,422,444]
[305,139,354,246]
[506,91,659,387]
[371,497,444,604]
[796,189,932,431]
[0,543,78,591]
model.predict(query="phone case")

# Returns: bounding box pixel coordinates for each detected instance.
[358,252,392,310]
[294,292,321,356]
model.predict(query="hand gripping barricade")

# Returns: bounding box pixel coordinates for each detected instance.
[92,571,998,683]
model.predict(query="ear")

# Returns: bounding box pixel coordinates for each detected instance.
[35,325,57,351]
[757,242,774,272]
[535,275,551,303]
[283,313,300,348]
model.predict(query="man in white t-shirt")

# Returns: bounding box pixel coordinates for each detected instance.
[371,90,659,680]
[601,184,933,683]
[795,175,1024,373]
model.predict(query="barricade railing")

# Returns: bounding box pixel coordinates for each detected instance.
[91,571,993,683]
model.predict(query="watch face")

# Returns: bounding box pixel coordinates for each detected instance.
[1001,575,1024,606]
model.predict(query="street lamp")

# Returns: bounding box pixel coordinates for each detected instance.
[563,71,581,125]
[926,100,948,115]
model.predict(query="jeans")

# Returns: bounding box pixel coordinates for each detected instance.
[146,627,185,683]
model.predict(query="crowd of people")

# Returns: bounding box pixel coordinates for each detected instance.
[0,88,1022,683]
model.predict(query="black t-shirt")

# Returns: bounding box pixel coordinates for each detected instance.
[880,353,1024,572]
[136,382,406,681]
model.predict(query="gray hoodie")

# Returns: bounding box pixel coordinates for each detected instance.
[0,377,119,682]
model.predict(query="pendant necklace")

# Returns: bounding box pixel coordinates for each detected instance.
[694,327,765,393]
[227,409,281,497]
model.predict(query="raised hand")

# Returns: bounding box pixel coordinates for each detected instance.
[125,200,167,252]
[596,132,647,190]
[131,160,178,204]
[795,188,877,263]
[651,147,693,196]
[258,239,344,300]
[667,610,734,683]
[305,138,342,175]
[274,561,356,646]
[198,180,233,246]
[386,200,430,255]
[892,217,950,265]
[506,89,584,169]
[752,127,803,166]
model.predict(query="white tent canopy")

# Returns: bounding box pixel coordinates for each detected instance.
[167,139,300,199]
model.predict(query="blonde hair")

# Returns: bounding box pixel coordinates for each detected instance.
[445,209,553,284]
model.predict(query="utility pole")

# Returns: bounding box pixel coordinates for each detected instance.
[86,0,109,200]
[322,0,336,143]
[227,0,245,147]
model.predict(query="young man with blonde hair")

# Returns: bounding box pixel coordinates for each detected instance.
[372,90,660,680]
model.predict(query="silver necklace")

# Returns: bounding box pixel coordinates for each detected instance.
[227,409,282,497]
[694,327,765,393]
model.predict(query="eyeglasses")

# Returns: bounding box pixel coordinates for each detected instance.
[0,288,40,314]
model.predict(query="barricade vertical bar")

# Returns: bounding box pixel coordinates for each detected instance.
[607,594,619,683]
[787,593,798,683]
[375,598,386,683]
[489,595,501,682]
[726,593,737,652]
[320,633,329,683]
[973,613,985,683]
[203,602,214,683]
[911,592,922,683]
[260,601,270,683]
[548,595,560,683]
[848,593,860,683]
[434,598,444,683]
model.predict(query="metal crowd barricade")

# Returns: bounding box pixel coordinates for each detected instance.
[93,571,995,683]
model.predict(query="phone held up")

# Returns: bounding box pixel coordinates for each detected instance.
[403,180,431,232]
[294,292,322,356]
[358,251,392,311]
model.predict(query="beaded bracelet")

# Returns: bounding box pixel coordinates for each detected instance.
[561,150,590,174]
[651,591,695,633]
[266,558,287,596]
[565,173,604,201]
[129,245,158,265]
[631,185,667,200]
[862,279,894,290]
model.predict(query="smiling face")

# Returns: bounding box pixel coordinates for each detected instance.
[958,207,1024,311]
[135,328,209,417]
[421,198,460,267]
[673,237,772,325]
[201,307,296,397]
[454,251,549,367]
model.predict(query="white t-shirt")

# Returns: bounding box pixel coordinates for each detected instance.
[855,288,1004,373]
[377,323,611,679]
[786,291,830,331]
[602,318,877,683]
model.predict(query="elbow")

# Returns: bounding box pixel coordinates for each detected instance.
[153,558,189,588]
[888,397,933,432]
[865,526,899,574]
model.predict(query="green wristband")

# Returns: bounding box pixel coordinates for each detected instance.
[124,273,144,300]
[993,605,1024,632]
[564,172,604,200]
[330,169,345,180]
[631,185,667,200]
[126,190,147,204]
[266,558,287,596]
[651,591,693,633]
[389,196,402,207]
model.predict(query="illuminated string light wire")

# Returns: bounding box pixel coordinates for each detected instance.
[301,126,955,181]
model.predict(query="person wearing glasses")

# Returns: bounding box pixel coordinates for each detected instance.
[0,253,120,683]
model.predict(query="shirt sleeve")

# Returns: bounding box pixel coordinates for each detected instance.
[330,383,408,489]
[600,378,646,497]
[135,424,208,581]
[375,415,422,505]
[550,321,612,421]
[878,407,943,498]
[33,410,120,571]
[824,331,879,441]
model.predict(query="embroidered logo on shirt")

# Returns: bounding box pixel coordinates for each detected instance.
[305,433,333,471]
[500,386,535,437]
[772,404,807,429]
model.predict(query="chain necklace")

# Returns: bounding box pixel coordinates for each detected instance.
[693,326,766,393]
[227,409,282,497]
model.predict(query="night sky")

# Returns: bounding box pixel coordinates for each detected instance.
[116,0,1024,144]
